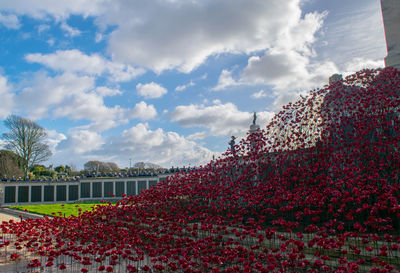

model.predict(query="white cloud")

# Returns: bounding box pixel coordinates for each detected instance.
[37,24,50,34]
[0,0,385,79]
[25,49,144,82]
[129,101,157,120]
[107,62,145,82]
[175,80,194,91]
[0,1,104,20]
[16,72,95,119]
[51,91,125,125]
[251,90,269,99]
[319,2,386,69]
[210,8,336,106]
[175,85,186,92]
[14,72,150,131]
[275,11,328,55]
[187,131,208,140]
[241,50,338,91]
[60,21,81,37]
[47,39,55,46]
[57,129,104,154]
[100,123,214,167]
[0,12,20,29]
[25,50,104,74]
[236,49,338,110]
[136,82,167,99]
[205,6,347,110]
[94,86,122,97]
[0,74,14,118]
[46,129,67,153]
[103,0,329,73]
[170,101,274,136]
[212,69,238,91]
[95,32,103,43]
[343,57,384,75]
[10,0,319,73]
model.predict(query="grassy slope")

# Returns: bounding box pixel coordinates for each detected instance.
[9,203,112,217]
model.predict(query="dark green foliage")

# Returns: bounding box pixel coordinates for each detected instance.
[0,149,23,178]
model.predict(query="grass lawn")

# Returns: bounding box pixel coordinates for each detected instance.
[9,202,113,217]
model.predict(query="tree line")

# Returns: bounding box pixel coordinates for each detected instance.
[0,115,163,179]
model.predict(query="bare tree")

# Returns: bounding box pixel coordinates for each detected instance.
[2,115,52,178]
[68,163,77,172]
[133,161,162,169]
[84,160,119,174]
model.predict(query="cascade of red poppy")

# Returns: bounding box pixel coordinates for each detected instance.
[0,67,399,272]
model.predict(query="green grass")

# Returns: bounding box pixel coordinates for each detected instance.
[10,203,113,217]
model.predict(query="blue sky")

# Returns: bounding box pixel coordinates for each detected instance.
[0,0,387,170]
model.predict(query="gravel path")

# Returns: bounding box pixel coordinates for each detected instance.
[0,212,21,222]
[0,207,46,222]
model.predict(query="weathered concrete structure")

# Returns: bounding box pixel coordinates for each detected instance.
[0,174,169,205]
[381,0,400,69]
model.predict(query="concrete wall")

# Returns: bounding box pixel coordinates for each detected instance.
[381,0,400,69]
[0,175,169,205]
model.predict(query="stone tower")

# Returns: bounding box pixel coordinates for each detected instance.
[381,0,400,69]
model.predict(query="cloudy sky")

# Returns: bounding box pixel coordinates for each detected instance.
[0,0,387,169]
